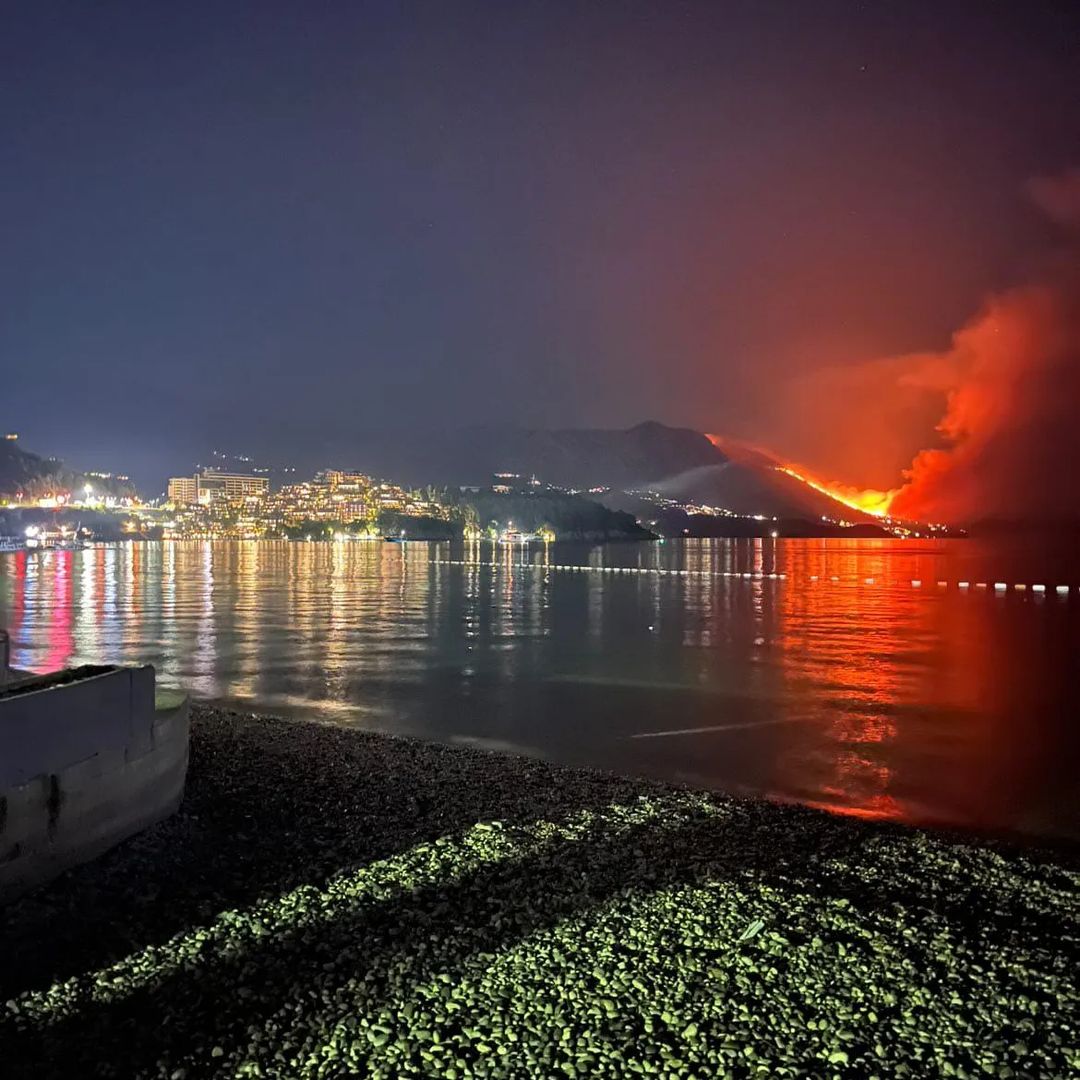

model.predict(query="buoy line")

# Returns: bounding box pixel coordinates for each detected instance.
[428,558,1072,596]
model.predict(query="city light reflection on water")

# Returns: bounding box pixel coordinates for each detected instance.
[1,538,1077,840]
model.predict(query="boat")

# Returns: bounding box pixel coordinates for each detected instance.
[0,536,23,553]
[23,523,92,550]
[498,529,542,544]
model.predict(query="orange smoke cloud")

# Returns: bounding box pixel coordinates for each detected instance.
[789,167,1080,525]
[889,277,1080,521]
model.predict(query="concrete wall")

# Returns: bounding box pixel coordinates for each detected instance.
[0,666,189,903]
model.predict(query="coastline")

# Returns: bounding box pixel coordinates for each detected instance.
[2,705,1077,1078]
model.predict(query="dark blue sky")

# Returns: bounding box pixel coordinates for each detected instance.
[4,1,1078,491]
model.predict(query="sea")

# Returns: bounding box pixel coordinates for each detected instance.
[2,537,1078,840]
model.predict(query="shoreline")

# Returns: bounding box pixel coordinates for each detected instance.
[2,705,1077,1078]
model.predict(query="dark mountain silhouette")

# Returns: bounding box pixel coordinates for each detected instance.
[0,439,61,493]
[419,421,879,523]
[0,439,135,500]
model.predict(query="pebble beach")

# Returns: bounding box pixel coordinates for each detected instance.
[2,706,1077,1078]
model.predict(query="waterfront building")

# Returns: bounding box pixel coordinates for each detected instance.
[161,462,448,539]
[167,477,198,505]
[195,470,269,503]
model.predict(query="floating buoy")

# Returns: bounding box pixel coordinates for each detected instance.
[911,580,921,587]
[958,581,970,588]
[994,582,1007,591]
[1056,585,1070,595]
[1033,584,1046,593]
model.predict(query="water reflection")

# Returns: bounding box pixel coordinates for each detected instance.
[1,539,1077,839]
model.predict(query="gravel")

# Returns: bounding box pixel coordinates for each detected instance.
[2,705,1077,1078]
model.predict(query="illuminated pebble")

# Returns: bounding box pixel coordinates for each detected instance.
[810,575,818,581]
[1056,585,1069,595]
[1032,584,1046,593]
[975,583,987,589]
[911,580,921,587]
[830,575,839,582]
[1015,583,1026,591]
[937,581,947,587]
[958,581,969,588]
[994,583,1007,591]
[864,577,875,584]
[778,574,787,579]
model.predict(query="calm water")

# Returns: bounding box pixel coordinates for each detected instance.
[2,539,1078,840]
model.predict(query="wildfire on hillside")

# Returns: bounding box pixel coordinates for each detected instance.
[774,465,897,519]
[702,431,900,519]
[762,166,1080,526]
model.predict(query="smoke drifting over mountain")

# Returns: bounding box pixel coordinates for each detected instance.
[887,169,1080,522]
[776,169,1080,525]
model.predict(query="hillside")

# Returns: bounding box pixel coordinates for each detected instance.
[0,440,63,495]
[0,439,135,501]
[426,422,880,524]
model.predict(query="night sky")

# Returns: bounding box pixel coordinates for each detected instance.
[5,1,1078,493]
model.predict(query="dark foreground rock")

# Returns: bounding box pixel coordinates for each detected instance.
[1,706,1077,1078]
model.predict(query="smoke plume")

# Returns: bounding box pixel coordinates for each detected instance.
[832,167,1080,524]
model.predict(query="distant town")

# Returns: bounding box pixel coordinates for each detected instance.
[0,434,649,546]
[1,429,956,549]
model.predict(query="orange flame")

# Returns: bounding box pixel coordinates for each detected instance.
[704,432,899,518]
[774,465,898,518]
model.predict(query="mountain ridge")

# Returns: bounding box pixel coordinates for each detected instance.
[418,420,879,524]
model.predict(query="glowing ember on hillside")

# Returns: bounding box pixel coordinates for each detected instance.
[775,465,897,518]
